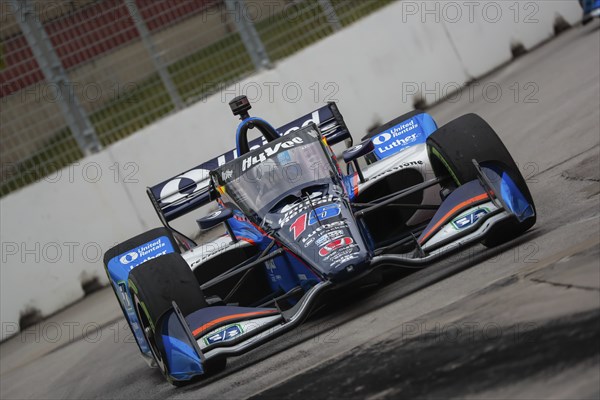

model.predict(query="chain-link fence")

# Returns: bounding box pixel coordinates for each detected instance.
[0,0,393,197]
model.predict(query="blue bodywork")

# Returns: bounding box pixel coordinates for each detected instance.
[481,165,535,222]
[581,0,600,16]
[369,112,438,160]
[226,210,322,295]
[160,310,204,380]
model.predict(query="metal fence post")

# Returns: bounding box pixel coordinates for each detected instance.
[124,0,183,109]
[225,0,271,70]
[9,0,102,155]
[318,0,342,31]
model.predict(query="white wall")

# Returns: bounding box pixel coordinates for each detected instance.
[0,1,581,341]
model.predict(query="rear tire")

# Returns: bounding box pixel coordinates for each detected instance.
[426,114,536,246]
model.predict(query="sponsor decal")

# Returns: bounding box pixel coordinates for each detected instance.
[278,195,335,226]
[119,252,138,265]
[371,160,424,181]
[159,168,210,206]
[451,207,489,230]
[115,237,174,270]
[289,204,341,240]
[265,259,282,283]
[300,221,347,246]
[371,119,425,158]
[372,120,419,146]
[375,132,419,153]
[319,237,353,257]
[241,137,304,171]
[303,237,316,247]
[222,170,233,180]
[314,229,344,247]
[279,111,321,136]
[330,253,360,269]
[203,324,244,346]
[322,244,359,262]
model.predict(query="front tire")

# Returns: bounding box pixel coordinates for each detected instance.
[103,227,179,357]
[129,252,209,384]
[426,114,536,246]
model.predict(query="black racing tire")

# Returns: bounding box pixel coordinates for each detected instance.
[129,253,209,384]
[103,227,179,356]
[426,114,536,246]
[128,252,208,327]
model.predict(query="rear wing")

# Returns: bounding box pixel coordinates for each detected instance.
[147,102,351,227]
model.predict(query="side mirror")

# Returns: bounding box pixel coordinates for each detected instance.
[197,207,238,243]
[342,140,374,183]
[342,140,374,163]
[196,207,233,230]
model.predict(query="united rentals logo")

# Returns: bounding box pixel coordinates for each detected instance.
[241,137,304,171]
[119,252,138,265]
[116,237,171,269]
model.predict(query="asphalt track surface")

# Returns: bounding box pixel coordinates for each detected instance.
[1,22,599,400]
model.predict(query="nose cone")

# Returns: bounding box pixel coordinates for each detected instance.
[269,194,371,281]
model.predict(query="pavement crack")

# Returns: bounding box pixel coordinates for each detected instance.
[561,172,600,183]
[529,278,600,292]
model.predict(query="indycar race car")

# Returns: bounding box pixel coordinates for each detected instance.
[103,96,536,385]
[580,0,600,24]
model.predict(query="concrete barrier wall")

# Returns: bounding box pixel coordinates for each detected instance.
[0,1,581,341]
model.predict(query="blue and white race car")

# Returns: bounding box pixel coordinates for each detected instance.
[104,96,536,385]
[580,0,600,23]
